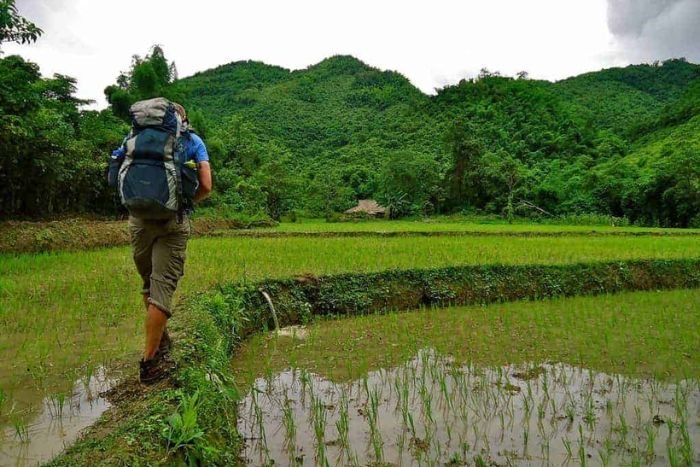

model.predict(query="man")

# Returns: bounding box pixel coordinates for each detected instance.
[111,102,212,383]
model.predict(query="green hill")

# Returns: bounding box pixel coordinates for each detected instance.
[175,55,434,158]
[171,60,292,119]
[554,59,700,135]
[4,43,699,225]
[164,56,700,225]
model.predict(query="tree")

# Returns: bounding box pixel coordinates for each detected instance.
[169,61,179,81]
[305,169,355,216]
[444,121,486,211]
[251,147,300,220]
[105,45,179,120]
[482,150,529,222]
[376,150,444,217]
[0,52,126,218]
[0,0,42,48]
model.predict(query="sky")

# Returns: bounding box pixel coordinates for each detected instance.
[4,0,700,108]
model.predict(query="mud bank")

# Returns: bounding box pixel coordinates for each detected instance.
[0,217,275,254]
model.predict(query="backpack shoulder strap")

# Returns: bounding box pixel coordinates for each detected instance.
[173,135,186,223]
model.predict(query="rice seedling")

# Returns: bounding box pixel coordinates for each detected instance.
[407,411,417,438]
[678,419,692,466]
[616,413,629,446]
[47,392,66,419]
[335,390,349,450]
[367,386,384,464]
[310,395,329,467]
[250,390,270,463]
[583,394,596,429]
[541,436,550,464]
[281,398,296,452]
[522,425,529,455]
[667,445,680,467]
[11,413,29,443]
[563,436,573,459]
[644,424,656,463]
[577,424,588,467]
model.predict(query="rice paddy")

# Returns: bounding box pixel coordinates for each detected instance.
[1,220,699,465]
[3,234,699,400]
[239,358,699,466]
[253,218,700,235]
[0,366,115,466]
[233,289,700,466]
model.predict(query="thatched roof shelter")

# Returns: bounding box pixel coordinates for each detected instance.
[344,199,387,217]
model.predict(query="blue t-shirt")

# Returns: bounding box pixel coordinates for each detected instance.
[111,131,209,163]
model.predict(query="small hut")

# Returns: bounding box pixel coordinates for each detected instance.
[344,199,388,218]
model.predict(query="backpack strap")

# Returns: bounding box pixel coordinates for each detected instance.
[174,135,186,223]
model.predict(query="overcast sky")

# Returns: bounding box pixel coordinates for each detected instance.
[4,0,700,108]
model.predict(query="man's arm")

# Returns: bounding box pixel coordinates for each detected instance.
[194,161,212,203]
[189,133,212,203]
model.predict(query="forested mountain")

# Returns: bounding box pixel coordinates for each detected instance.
[2,21,700,227]
[554,60,700,135]
[173,56,436,157]
[166,55,700,225]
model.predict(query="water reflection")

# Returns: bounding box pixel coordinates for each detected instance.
[0,366,116,466]
[238,349,699,466]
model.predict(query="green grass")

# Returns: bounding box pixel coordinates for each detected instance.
[1,234,699,423]
[232,288,700,387]
[256,217,700,234]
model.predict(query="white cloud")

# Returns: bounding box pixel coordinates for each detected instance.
[5,0,694,109]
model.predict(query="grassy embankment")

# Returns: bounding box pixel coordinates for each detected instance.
[0,216,274,254]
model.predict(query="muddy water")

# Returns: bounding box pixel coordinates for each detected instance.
[0,366,116,466]
[237,350,700,466]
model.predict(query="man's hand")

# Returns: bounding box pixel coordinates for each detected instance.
[194,161,212,203]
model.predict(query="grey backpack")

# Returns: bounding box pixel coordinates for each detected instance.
[113,98,197,220]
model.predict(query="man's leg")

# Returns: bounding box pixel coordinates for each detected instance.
[143,217,189,361]
[130,217,155,310]
[144,291,172,356]
[143,304,168,360]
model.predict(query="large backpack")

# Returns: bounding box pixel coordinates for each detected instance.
[113,98,197,220]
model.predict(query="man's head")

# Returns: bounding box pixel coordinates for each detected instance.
[173,102,188,123]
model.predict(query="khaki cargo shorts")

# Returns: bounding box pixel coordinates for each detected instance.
[128,216,191,317]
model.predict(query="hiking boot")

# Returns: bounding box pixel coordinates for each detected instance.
[139,351,173,385]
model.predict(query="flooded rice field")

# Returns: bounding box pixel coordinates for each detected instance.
[0,366,116,466]
[238,350,699,466]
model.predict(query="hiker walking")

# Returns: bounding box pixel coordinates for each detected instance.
[108,98,212,383]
